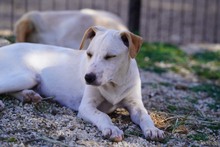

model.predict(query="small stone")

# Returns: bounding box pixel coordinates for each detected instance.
[57,135,65,141]
[51,108,58,115]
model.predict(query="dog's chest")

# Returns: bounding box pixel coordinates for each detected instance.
[99,84,132,105]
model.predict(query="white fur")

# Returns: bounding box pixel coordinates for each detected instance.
[0,27,164,141]
[14,9,127,48]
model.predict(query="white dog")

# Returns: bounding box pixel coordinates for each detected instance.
[14,9,127,48]
[0,26,164,141]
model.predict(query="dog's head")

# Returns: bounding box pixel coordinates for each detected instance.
[80,26,143,86]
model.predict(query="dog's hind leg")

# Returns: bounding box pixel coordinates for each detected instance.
[0,72,41,102]
[11,90,42,103]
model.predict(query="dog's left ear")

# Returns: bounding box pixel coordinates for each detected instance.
[120,32,143,58]
[80,26,107,50]
[79,27,96,50]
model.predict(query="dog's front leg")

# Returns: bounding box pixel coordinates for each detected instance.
[78,86,124,142]
[122,96,165,140]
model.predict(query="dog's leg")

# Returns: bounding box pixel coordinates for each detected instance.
[122,97,165,140]
[78,86,124,142]
[0,72,40,103]
[11,90,42,103]
[0,72,37,93]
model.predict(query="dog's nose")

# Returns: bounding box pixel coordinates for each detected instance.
[85,73,96,84]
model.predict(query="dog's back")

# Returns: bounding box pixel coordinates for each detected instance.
[14,9,127,48]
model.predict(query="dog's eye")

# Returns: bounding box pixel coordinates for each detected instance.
[104,55,116,60]
[87,52,93,58]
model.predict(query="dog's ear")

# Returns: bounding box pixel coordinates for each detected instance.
[120,32,143,58]
[79,26,96,50]
[14,19,34,42]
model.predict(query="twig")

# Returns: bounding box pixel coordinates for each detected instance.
[171,118,179,134]
[25,135,69,147]
[161,114,219,125]
[161,116,186,123]
[42,96,55,101]
[38,136,68,146]
[24,139,41,145]
[162,116,181,123]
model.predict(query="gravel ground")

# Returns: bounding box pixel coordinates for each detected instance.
[0,40,220,146]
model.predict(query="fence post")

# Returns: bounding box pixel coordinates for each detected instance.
[128,0,141,34]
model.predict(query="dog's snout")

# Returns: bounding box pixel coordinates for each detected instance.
[85,73,96,84]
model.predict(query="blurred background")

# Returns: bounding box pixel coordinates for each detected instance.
[0,0,219,44]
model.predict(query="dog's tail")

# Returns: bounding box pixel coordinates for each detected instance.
[14,14,35,42]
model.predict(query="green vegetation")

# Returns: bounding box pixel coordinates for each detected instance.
[137,42,220,80]
[124,130,143,137]
[190,51,220,80]
[167,105,177,112]
[0,137,17,143]
[190,84,220,111]
[186,96,198,104]
[192,51,220,63]
[190,84,220,99]
[136,42,188,73]
[7,137,17,142]
[187,133,209,141]
[0,35,15,43]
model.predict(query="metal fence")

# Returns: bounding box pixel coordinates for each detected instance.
[0,0,219,44]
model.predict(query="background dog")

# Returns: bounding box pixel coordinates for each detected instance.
[14,9,127,49]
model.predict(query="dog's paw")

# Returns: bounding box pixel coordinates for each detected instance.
[0,100,5,111]
[22,90,42,103]
[102,126,124,142]
[144,127,165,140]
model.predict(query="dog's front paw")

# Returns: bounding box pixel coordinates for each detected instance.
[102,126,124,142]
[144,127,165,140]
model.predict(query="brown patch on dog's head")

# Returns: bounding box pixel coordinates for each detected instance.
[120,32,143,58]
[15,19,34,42]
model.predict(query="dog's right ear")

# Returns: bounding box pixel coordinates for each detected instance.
[14,19,34,42]
[79,27,96,50]
[120,32,143,58]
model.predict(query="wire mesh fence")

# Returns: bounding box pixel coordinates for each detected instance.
[0,0,219,44]
[141,0,220,44]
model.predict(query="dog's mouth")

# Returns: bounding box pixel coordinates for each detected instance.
[86,81,101,86]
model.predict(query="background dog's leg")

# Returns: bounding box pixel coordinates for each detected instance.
[78,87,124,142]
[0,72,38,95]
[123,97,165,140]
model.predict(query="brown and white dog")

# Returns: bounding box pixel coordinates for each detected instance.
[14,9,127,48]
